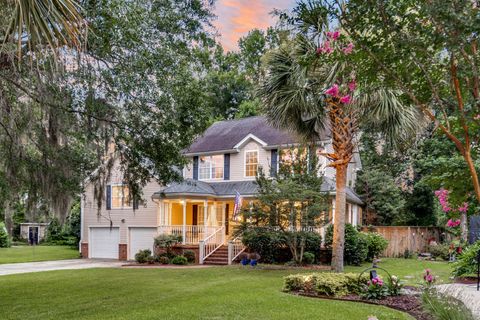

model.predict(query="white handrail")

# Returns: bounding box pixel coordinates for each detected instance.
[227,236,245,265]
[199,226,225,264]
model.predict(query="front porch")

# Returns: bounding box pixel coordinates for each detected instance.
[157,199,235,245]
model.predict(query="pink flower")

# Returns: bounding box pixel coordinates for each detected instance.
[458,202,468,213]
[348,80,356,92]
[343,43,354,54]
[332,31,340,40]
[447,219,461,227]
[325,84,339,97]
[474,114,480,120]
[316,47,324,54]
[372,278,378,284]
[377,279,384,286]
[425,269,431,275]
[340,95,351,104]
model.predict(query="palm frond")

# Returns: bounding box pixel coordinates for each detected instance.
[355,88,425,146]
[3,0,86,60]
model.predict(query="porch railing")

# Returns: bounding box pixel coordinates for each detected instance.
[158,225,218,244]
[227,236,245,265]
[199,226,225,264]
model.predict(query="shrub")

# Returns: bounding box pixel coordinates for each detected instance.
[325,224,368,265]
[429,243,450,261]
[0,222,10,248]
[363,232,388,261]
[183,250,196,263]
[242,228,285,263]
[135,249,152,264]
[302,252,315,265]
[171,255,188,265]
[158,256,170,264]
[386,275,403,296]
[361,277,389,300]
[284,273,369,297]
[154,234,182,255]
[452,241,480,277]
[422,289,474,320]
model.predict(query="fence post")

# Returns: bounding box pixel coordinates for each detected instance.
[199,240,205,264]
[228,240,233,265]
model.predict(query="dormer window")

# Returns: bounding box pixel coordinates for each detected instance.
[245,150,259,177]
[199,155,224,180]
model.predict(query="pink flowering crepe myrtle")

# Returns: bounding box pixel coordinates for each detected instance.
[434,188,468,228]
[318,30,357,104]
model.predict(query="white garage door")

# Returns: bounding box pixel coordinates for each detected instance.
[90,227,119,259]
[129,227,158,260]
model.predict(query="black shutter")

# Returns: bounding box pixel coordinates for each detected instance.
[106,185,112,210]
[224,154,230,180]
[193,156,199,180]
[270,149,278,177]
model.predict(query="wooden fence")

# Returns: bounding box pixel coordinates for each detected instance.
[361,226,445,258]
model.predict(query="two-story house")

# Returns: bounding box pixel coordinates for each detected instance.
[80,116,363,263]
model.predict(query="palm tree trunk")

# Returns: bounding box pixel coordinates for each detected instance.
[331,163,348,272]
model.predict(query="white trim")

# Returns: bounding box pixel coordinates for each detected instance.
[234,133,267,149]
[244,149,259,178]
[80,197,84,251]
[183,149,239,157]
[198,154,224,181]
[110,183,132,209]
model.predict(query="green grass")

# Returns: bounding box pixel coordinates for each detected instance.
[0,245,79,264]
[345,258,453,286]
[0,267,413,320]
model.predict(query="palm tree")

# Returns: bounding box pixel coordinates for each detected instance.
[258,4,420,272]
[2,0,85,62]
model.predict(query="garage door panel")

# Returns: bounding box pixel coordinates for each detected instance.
[129,228,157,260]
[90,227,119,259]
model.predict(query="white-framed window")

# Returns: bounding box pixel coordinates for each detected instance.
[199,155,224,180]
[245,150,259,177]
[111,185,131,208]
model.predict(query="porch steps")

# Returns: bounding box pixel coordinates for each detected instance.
[203,245,229,265]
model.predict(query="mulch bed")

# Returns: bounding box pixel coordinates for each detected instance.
[292,289,432,320]
[454,276,479,284]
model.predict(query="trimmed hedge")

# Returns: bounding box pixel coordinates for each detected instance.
[325,224,368,265]
[284,272,369,297]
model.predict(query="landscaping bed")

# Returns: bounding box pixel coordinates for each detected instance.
[293,290,430,320]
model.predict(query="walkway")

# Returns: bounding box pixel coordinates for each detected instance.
[0,259,123,276]
[436,283,480,319]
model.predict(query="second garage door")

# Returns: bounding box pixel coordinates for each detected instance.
[129,227,158,260]
[90,227,119,259]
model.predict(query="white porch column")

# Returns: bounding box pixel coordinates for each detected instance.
[352,205,358,226]
[203,200,208,227]
[182,199,186,244]
[159,200,164,226]
[221,202,226,227]
[168,202,172,226]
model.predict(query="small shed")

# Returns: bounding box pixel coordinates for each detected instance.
[20,223,49,244]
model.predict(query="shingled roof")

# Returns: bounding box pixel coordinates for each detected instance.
[152,177,363,205]
[184,116,328,155]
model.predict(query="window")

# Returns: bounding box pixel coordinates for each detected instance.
[245,150,258,177]
[111,185,131,208]
[199,155,224,180]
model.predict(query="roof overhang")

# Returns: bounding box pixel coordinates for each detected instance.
[183,149,239,157]
[233,133,267,149]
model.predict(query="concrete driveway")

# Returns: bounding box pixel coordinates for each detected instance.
[0,259,123,276]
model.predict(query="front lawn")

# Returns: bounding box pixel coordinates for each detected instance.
[0,267,412,320]
[0,245,79,264]
[345,258,452,286]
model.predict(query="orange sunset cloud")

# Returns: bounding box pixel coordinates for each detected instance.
[214,0,295,51]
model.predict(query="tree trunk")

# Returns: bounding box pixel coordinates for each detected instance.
[4,201,13,237]
[331,163,348,272]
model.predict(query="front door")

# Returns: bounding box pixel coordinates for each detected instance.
[192,205,198,225]
[29,227,39,245]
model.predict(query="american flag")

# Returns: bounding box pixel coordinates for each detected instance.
[233,191,243,219]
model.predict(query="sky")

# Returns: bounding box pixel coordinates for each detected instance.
[213,0,296,51]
